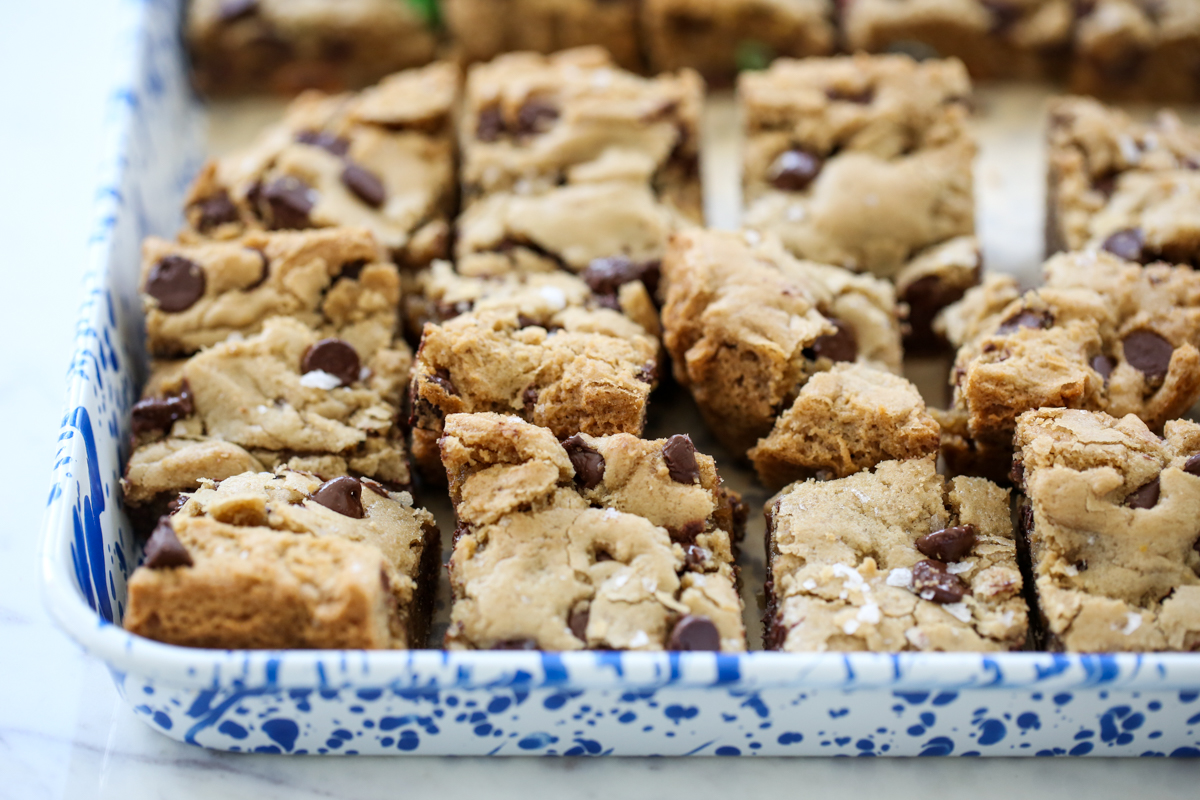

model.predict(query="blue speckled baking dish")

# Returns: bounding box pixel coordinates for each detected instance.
[40,0,1200,757]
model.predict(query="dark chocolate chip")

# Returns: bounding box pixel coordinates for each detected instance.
[217,0,258,22]
[1123,330,1174,382]
[428,367,456,396]
[1092,173,1117,198]
[301,338,361,387]
[522,386,539,414]
[476,105,505,142]
[193,191,240,232]
[516,99,559,136]
[1010,459,1025,490]
[670,519,706,545]
[244,248,269,290]
[568,607,590,643]
[915,524,978,563]
[1102,227,1146,263]
[492,639,539,650]
[911,559,968,604]
[996,308,1053,336]
[295,129,350,156]
[807,318,858,363]
[146,255,206,312]
[663,434,700,484]
[1184,454,1200,477]
[362,477,391,497]
[668,615,721,651]
[637,362,656,384]
[131,386,195,438]
[166,494,188,515]
[1091,354,1116,384]
[1074,559,1088,572]
[768,149,823,192]
[901,272,973,350]
[261,176,315,230]
[341,162,386,208]
[582,256,662,300]
[561,435,605,490]
[684,544,707,570]
[311,476,364,518]
[143,518,193,569]
[1125,477,1161,509]
[825,86,874,104]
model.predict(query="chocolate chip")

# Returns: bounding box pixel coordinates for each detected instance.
[1092,173,1117,198]
[476,105,505,142]
[492,639,539,650]
[637,362,656,384]
[522,386,539,414]
[146,255,206,312]
[684,544,707,570]
[1125,477,1160,509]
[341,162,386,208]
[362,477,391,497]
[1102,227,1146,263]
[825,86,874,104]
[568,607,589,643]
[668,615,721,651]
[996,308,1053,336]
[1091,354,1116,384]
[807,318,858,363]
[244,248,269,290]
[561,435,605,490]
[295,129,350,156]
[583,257,662,300]
[217,0,257,22]
[670,519,706,545]
[911,559,968,604]
[915,524,978,563]
[901,273,973,350]
[663,434,700,484]
[1010,459,1025,490]
[311,476,364,518]
[143,518,193,569]
[193,191,240,232]
[131,385,195,438]
[427,367,456,396]
[339,259,367,281]
[261,176,314,229]
[516,99,559,136]
[1184,454,1200,477]
[768,149,823,192]
[1123,330,1174,382]
[301,338,361,387]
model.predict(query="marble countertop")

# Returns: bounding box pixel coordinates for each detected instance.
[3,2,1198,796]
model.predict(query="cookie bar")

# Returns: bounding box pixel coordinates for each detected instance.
[141,227,400,357]
[409,293,659,480]
[1013,408,1200,652]
[661,229,903,457]
[840,0,1074,80]
[937,251,1200,479]
[123,316,414,514]
[766,456,1029,652]
[748,362,940,491]
[187,0,438,96]
[442,0,643,72]
[441,413,746,651]
[641,0,836,84]
[1046,96,1200,267]
[183,62,458,268]
[1070,0,1200,103]
[124,469,439,649]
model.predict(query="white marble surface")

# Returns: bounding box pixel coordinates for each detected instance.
[3,2,1200,797]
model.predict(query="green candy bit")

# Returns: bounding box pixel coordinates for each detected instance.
[401,0,439,27]
[735,39,775,72]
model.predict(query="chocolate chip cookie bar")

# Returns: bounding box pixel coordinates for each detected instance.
[937,250,1200,479]
[184,62,458,268]
[641,0,836,84]
[124,469,439,649]
[1070,0,1200,103]
[766,456,1029,652]
[187,0,439,96]
[442,0,643,72]
[840,0,1074,80]
[1046,96,1200,267]
[456,48,702,280]
[739,55,979,348]
[441,413,746,651]
[1013,408,1200,652]
[661,229,903,458]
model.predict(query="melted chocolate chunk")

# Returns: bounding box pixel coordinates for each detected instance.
[568,607,590,643]
[807,318,858,363]
[1184,454,1200,477]
[515,99,559,136]
[561,435,605,490]
[193,191,240,232]
[131,385,195,438]
[492,639,539,650]
[670,519,706,546]
[428,367,457,396]
[341,162,386,208]
[261,176,314,229]
[1123,330,1174,382]
[362,478,392,497]
[668,615,721,651]
[996,308,1053,336]
[1010,459,1025,490]
[1091,353,1116,384]
[583,256,662,300]
[295,129,350,156]
[662,435,700,484]
[244,248,270,290]
[217,0,258,22]
[1102,227,1146,263]
[1125,477,1161,509]
[301,338,361,387]
[311,476,365,519]
[901,272,973,350]
[915,524,977,563]
[768,149,823,192]
[476,105,505,142]
[143,518,193,569]
[911,559,967,604]
[146,255,206,312]
[684,544,708,570]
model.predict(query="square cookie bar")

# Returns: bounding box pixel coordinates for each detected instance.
[936,250,1200,480]
[184,62,458,268]
[1046,96,1200,267]
[141,227,399,357]
[124,469,439,649]
[440,413,746,651]
[641,0,836,84]
[456,48,702,279]
[1070,0,1200,103]
[766,457,1029,652]
[187,0,439,96]
[442,0,643,72]
[661,229,903,457]
[840,0,1074,80]
[1013,408,1200,652]
[740,55,978,347]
